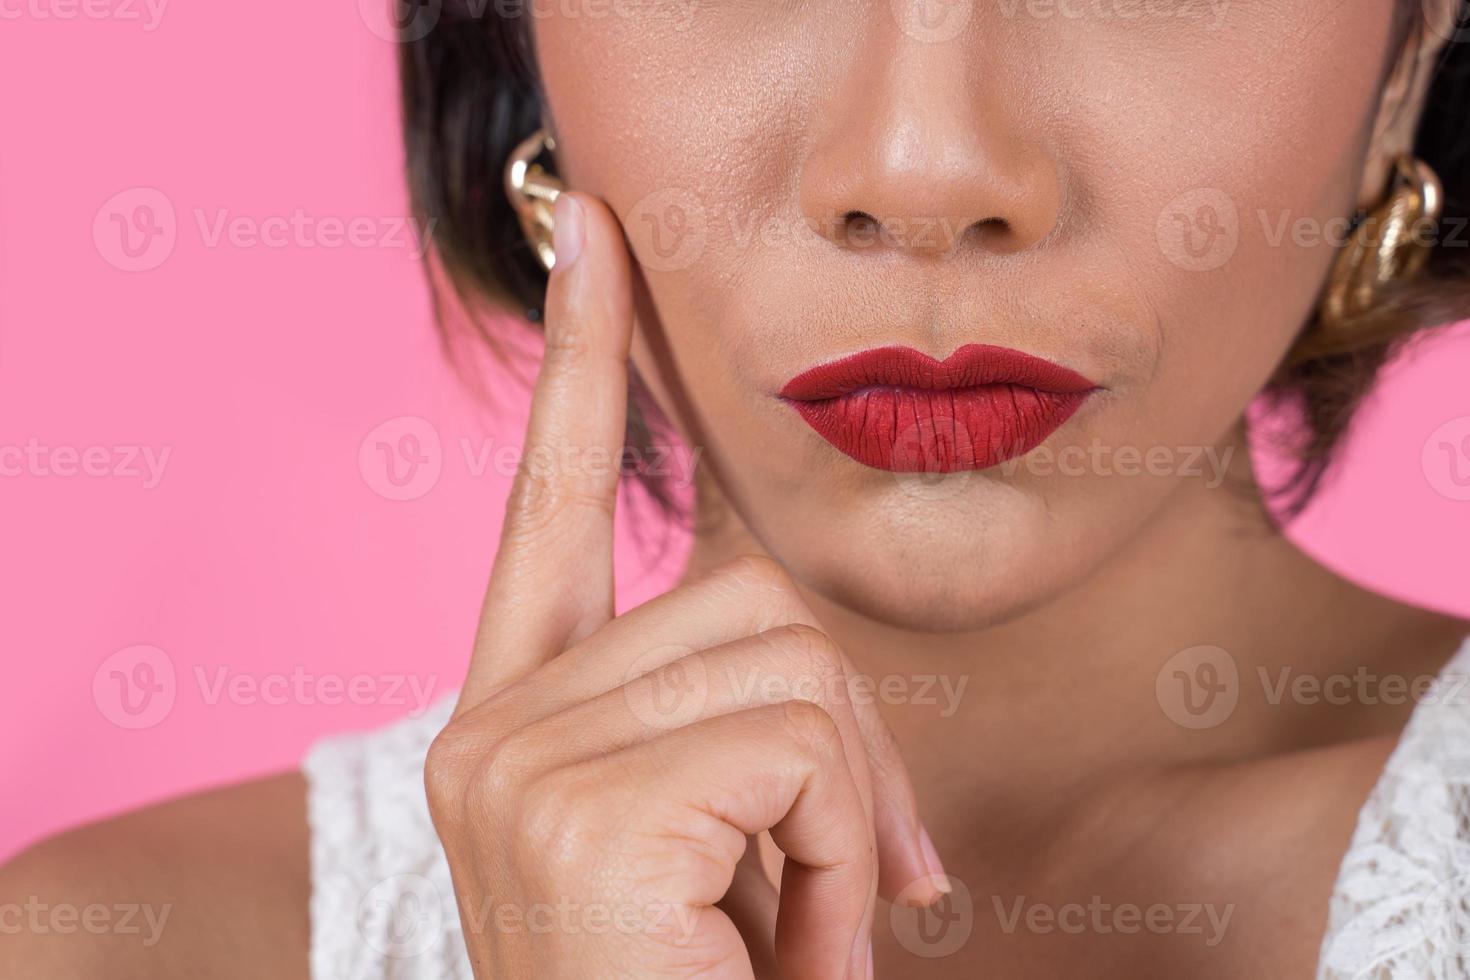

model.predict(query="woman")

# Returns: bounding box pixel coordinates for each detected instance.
[4,1,1470,977]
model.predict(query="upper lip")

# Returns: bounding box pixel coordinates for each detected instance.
[779,344,1099,401]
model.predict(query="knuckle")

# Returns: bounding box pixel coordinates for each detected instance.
[631,819,743,900]
[425,715,533,826]
[505,466,616,541]
[503,468,561,537]
[423,725,478,816]
[777,698,844,762]
[763,623,846,700]
[540,317,596,364]
[517,770,604,873]
[864,705,904,760]
[719,553,794,594]
[468,732,542,812]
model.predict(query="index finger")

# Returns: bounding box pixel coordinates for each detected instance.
[461,192,636,712]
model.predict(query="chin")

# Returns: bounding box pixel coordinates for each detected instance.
[756,476,1108,635]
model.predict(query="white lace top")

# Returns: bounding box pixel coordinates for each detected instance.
[303,638,1470,980]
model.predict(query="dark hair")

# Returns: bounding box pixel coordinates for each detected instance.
[400,3,1470,518]
[1262,3,1470,514]
[399,7,686,520]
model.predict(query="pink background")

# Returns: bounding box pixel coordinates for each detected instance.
[1,3,1468,862]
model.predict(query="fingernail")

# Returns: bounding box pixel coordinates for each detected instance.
[553,193,584,269]
[866,941,874,980]
[918,824,952,897]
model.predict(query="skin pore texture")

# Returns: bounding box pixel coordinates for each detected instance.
[3,3,1469,979]
[543,0,1434,633]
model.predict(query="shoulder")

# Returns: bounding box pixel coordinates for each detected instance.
[0,699,466,980]
[1317,628,1470,979]
[0,772,309,980]
[302,698,471,978]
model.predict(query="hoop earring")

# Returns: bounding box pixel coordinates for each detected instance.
[504,128,565,273]
[1297,155,1443,360]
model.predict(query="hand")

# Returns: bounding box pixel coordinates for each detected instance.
[425,191,947,979]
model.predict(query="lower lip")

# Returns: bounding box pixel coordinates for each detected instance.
[786,386,1091,473]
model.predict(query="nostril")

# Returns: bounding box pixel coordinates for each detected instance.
[965,216,1018,254]
[826,210,1021,255]
[840,210,882,250]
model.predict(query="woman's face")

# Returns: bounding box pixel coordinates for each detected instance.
[534,1,1413,632]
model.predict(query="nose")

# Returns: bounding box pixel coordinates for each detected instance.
[798,25,1061,259]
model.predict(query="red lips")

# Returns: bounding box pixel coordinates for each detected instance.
[779,345,1097,473]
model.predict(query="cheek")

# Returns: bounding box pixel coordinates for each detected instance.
[537,2,1393,375]
[1060,3,1394,438]
[534,9,807,221]
[524,3,1399,627]
[532,2,1395,498]
[533,8,833,438]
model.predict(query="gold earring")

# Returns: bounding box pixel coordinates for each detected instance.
[504,128,565,272]
[1317,155,1443,333]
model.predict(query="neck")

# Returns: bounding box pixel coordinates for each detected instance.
[677,425,1459,845]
